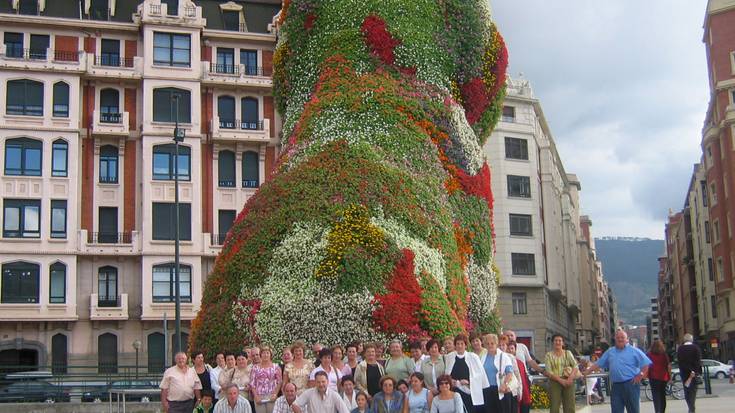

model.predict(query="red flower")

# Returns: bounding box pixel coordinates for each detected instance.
[304,13,317,30]
[459,78,490,125]
[456,162,493,212]
[361,15,401,66]
[372,249,424,338]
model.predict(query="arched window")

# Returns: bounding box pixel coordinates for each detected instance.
[99,145,119,184]
[6,79,43,116]
[153,88,191,123]
[100,88,120,123]
[53,82,69,117]
[217,96,236,129]
[241,97,259,130]
[52,139,68,177]
[4,137,42,176]
[218,150,235,187]
[242,151,259,188]
[49,262,66,304]
[98,266,118,307]
[98,333,118,373]
[147,332,165,373]
[1,261,40,303]
[153,144,190,181]
[152,263,192,303]
[51,334,68,374]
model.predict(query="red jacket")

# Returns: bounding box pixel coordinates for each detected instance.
[646,352,670,382]
[517,357,531,405]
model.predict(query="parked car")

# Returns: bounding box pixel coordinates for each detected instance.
[82,380,159,402]
[672,359,730,380]
[0,380,70,403]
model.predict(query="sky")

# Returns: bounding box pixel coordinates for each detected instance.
[491,0,710,239]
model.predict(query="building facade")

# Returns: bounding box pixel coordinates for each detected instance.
[0,0,281,372]
[488,76,611,355]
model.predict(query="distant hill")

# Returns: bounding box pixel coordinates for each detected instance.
[594,237,665,326]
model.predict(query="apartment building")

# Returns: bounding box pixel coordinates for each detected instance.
[647,297,660,346]
[658,256,676,349]
[0,0,281,372]
[577,216,607,351]
[487,76,610,355]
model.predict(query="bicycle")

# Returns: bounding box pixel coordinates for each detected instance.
[642,379,684,401]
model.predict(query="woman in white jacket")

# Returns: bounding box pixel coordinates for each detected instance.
[482,334,515,413]
[444,334,489,413]
[499,335,523,413]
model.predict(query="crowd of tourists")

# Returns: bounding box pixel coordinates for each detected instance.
[158,328,658,413]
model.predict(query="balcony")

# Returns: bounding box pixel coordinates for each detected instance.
[136,1,205,27]
[90,293,129,320]
[201,62,273,88]
[92,110,129,135]
[211,117,269,142]
[211,233,227,247]
[86,55,143,79]
[79,229,140,255]
[142,301,198,320]
[0,46,86,73]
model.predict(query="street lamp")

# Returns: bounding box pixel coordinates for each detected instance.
[172,94,185,356]
[132,339,142,380]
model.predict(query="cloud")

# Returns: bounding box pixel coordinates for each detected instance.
[491,0,709,238]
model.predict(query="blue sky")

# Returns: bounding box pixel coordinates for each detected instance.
[491,0,710,239]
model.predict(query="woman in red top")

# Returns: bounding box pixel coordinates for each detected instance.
[647,339,671,413]
[508,341,531,413]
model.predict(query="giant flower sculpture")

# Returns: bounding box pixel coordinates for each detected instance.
[190,0,508,355]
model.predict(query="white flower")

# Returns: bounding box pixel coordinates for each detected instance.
[466,257,499,324]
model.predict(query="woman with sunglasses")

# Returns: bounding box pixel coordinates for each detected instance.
[430,374,464,413]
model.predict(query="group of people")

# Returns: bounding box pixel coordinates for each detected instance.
[158,328,668,413]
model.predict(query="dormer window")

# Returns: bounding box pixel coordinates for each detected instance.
[219,2,244,31]
[162,0,178,16]
[18,0,40,15]
[89,0,109,21]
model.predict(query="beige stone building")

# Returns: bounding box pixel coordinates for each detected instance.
[0,0,281,372]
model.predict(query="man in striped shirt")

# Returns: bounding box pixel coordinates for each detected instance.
[214,384,252,413]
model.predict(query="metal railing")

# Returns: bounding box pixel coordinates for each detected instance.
[94,55,135,68]
[149,4,161,14]
[211,233,227,246]
[2,48,82,62]
[243,179,259,189]
[210,62,238,74]
[218,119,265,131]
[208,62,271,76]
[97,295,122,308]
[88,232,132,244]
[99,112,123,124]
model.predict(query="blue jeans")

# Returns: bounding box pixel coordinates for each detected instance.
[611,380,640,413]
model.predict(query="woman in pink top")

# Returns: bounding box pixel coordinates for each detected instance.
[250,346,283,413]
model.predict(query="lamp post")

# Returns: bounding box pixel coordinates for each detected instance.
[172,94,184,356]
[132,339,142,380]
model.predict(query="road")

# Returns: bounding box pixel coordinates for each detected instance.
[589,378,735,413]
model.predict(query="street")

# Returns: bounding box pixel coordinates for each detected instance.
[589,379,735,413]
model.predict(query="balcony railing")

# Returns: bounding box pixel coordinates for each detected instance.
[2,47,81,62]
[208,62,271,77]
[99,112,122,124]
[97,295,121,308]
[211,233,227,246]
[93,55,135,68]
[210,62,238,74]
[218,119,265,131]
[149,4,161,14]
[243,180,259,189]
[184,6,197,17]
[88,232,132,244]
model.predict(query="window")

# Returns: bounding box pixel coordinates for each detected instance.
[218,96,236,129]
[147,333,165,373]
[99,145,119,183]
[715,220,721,243]
[1,261,39,303]
[241,49,258,75]
[153,88,191,123]
[89,0,109,21]
[708,257,714,282]
[6,79,44,116]
[502,106,515,122]
[51,334,68,374]
[152,144,191,181]
[701,181,708,207]
[223,10,240,31]
[705,221,711,243]
[717,258,724,282]
[509,214,532,236]
[711,296,718,318]
[152,202,191,240]
[216,48,235,74]
[98,333,118,374]
[511,253,536,275]
[162,0,178,15]
[505,137,529,160]
[3,199,40,238]
[4,32,23,58]
[242,151,259,188]
[152,263,192,302]
[153,32,190,67]
[507,175,531,198]
[100,39,120,66]
[29,34,49,60]
[98,207,118,243]
[241,97,259,129]
[727,297,732,318]
[512,292,527,315]
[50,200,67,238]
[49,262,66,303]
[53,82,69,118]
[100,88,120,123]
[52,139,68,177]
[217,210,236,245]
[98,266,118,307]
[711,183,718,205]
[18,0,39,15]
[218,150,235,187]
[5,138,41,176]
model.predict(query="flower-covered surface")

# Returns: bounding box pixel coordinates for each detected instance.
[191,0,507,356]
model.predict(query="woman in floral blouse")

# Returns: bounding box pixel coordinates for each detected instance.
[250,346,282,413]
[283,341,314,395]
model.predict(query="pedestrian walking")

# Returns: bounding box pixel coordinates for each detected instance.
[582,330,651,413]
[676,334,702,413]
[646,340,671,413]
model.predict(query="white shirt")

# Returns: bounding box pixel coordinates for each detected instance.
[515,343,532,368]
[342,391,358,410]
[214,395,252,413]
[308,365,341,392]
[294,388,350,413]
[211,365,224,397]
